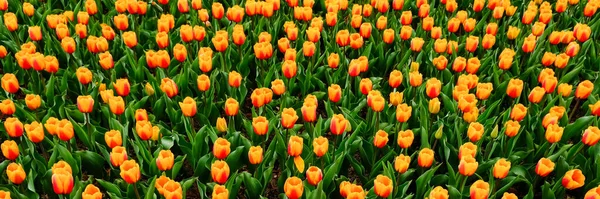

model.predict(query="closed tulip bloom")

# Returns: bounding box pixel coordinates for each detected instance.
[155,150,174,171]
[407,71,423,88]
[212,34,229,52]
[76,95,94,113]
[246,146,263,164]
[303,41,316,56]
[507,26,520,40]
[562,169,585,190]
[284,177,304,199]
[584,1,598,17]
[433,55,448,70]
[554,53,570,69]
[286,135,304,157]
[172,43,187,62]
[484,23,498,36]
[534,158,555,177]
[209,185,229,199]
[110,146,127,167]
[22,2,35,16]
[433,39,448,54]
[226,71,242,88]
[119,160,140,184]
[506,78,523,98]
[135,121,153,140]
[302,102,317,123]
[24,94,41,110]
[574,24,591,42]
[451,56,466,72]
[429,186,449,199]
[418,148,434,168]
[220,98,238,116]
[52,168,74,195]
[493,158,511,179]
[393,154,411,173]
[105,130,122,148]
[384,70,403,89]
[545,124,564,143]
[470,180,489,199]
[459,142,477,160]
[3,13,18,32]
[280,108,299,129]
[309,136,329,158]
[113,14,129,31]
[508,104,527,122]
[82,184,102,199]
[479,34,495,50]
[1,73,19,93]
[326,53,340,69]
[445,17,459,33]
[28,26,42,41]
[330,114,347,135]
[396,129,414,148]
[325,84,342,103]
[400,25,413,40]
[179,97,197,117]
[528,86,545,103]
[108,96,125,115]
[555,83,572,97]
[280,60,298,79]
[196,74,210,92]
[541,52,557,67]
[6,163,26,185]
[566,42,580,57]
[97,52,114,70]
[4,117,23,137]
[426,78,442,98]
[160,78,178,98]
[584,186,600,199]
[335,30,350,46]
[252,116,269,136]
[575,80,594,99]
[304,166,323,186]
[458,156,478,176]
[522,35,536,53]
[1,140,19,160]
[373,175,393,197]
[373,130,389,148]
[501,193,518,199]
[583,126,600,146]
[359,78,372,95]
[409,37,424,52]
[121,31,137,48]
[270,79,286,95]
[502,120,520,137]
[111,79,130,97]
[548,31,563,45]
[426,98,441,114]
[155,32,169,49]
[467,122,484,142]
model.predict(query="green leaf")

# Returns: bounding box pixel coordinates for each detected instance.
[416,164,441,198]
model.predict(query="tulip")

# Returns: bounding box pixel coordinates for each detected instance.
[108,96,125,115]
[211,138,231,160]
[426,78,442,98]
[195,74,211,92]
[370,130,388,148]
[22,94,41,111]
[4,117,23,138]
[210,160,230,184]
[160,78,179,98]
[467,122,484,142]
[458,156,478,176]
[359,78,372,95]
[574,24,591,42]
[110,146,128,167]
[429,186,449,199]
[374,175,393,197]
[527,86,545,104]
[105,130,122,149]
[119,160,140,184]
[562,169,585,190]
[23,121,43,144]
[533,157,556,178]
[433,55,448,70]
[177,97,197,118]
[212,185,228,199]
[75,95,94,114]
[284,177,304,199]
[506,78,523,98]
[396,129,414,148]
[400,25,413,40]
[459,142,477,160]
[566,42,580,57]
[493,158,511,179]
[507,26,520,40]
[554,53,570,69]
[507,104,527,122]
[281,108,299,129]
[470,180,489,199]
[575,80,594,99]
[52,168,74,195]
[82,184,102,199]
[0,73,19,94]
[311,136,329,158]
[6,163,25,185]
[252,116,269,136]
[410,37,424,52]
[303,166,323,186]
[135,120,153,140]
[545,124,564,143]
[418,148,434,168]
[244,146,264,165]
[156,150,174,171]
[391,154,411,173]
[581,126,600,146]
[1,140,19,161]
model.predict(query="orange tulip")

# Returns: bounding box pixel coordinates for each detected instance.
[113,78,130,97]
[245,146,264,165]
[575,80,594,99]
[3,12,18,32]
[1,73,19,93]
[76,95,94,113]
[160,78,179,98]
[284,177,304,199]
[394,154,410,173]
[582,126,600,146]
[178,97,197,117]
[458,156,478,176]
[574,23,591,42]
[173,43,187,62]
[433,55,448,70]
[311,136,329,157]
[109,146,128,167]
[418,148,434,168]
[397,129,414,148]
[470,180,489,199]
[545,124,563,143]
[6,163,26,184]
[374,175,393,197]
[304,166,323,186]
[104,130,122,149]
[506,78,523,98]
[23,94,41,111]
[109,96,125,115]
[458,142,477,160]
[1,140,19,160]
[155,150,174,171]
[281,108,299,129]
[372,130,389,148]
[535,157,555,177]
[4,117,23,138]
[330,114,347,135]
[493,158,511,179]
[252,116,269,136]
[467,122,484,142]
[52,168,74,195]
[562,169,585,190]
[120,160,140,184]
[426,78,441,98]
[400,25,413,40]
[528,86,545,104]
[122,31,137,48]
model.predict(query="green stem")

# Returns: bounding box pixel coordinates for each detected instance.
[133,183,141,199]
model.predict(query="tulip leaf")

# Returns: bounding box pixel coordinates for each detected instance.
[97,179,123,197]
[242,172,263,198]
[542,181,556,199]
[563,116,594,141]
[415,164,440,198]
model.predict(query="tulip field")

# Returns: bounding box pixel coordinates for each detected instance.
[1,0,600,198]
